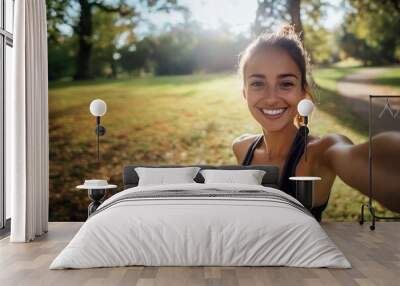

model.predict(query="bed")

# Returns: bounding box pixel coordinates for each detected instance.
[49,165,351,269]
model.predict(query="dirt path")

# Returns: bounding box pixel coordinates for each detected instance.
[337,67,400,134]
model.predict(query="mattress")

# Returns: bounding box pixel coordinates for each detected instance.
[50,183,351,269]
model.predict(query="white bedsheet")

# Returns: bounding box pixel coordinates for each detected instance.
[50,183,351,269]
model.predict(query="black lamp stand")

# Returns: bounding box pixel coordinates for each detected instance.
[86,116,107,217]
[300,116,309,162]
[95,116,106,162]
[88,189,107,216]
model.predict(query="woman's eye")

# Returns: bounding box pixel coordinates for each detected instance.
[280,82,294,89]
[250,81,264,88]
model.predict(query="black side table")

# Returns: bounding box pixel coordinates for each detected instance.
[76,184,117,217]
[289,176,321,210]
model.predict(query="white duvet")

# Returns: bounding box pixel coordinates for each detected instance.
[50,183,351,269]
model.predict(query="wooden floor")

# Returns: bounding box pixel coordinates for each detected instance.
[0,222,399,286]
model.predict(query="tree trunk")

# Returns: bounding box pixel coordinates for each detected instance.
[288,0,304,42]
[74,0,93,80]
[111,60,117,79]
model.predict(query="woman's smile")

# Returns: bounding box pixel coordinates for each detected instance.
[257,107,288,120]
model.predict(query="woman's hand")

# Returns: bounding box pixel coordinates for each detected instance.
[321,131,400,213]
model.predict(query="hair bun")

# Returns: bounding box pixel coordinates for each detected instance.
[280,23,296,36]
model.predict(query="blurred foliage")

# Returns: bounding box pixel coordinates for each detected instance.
[253,0,337,65]
[118,37,156,75]
[91,8,135,78]
[303,24,338,65]
[151,24,198,75]
[46,0,72,43]
[47,0,400,81]
[253,0,295,35]
[253,0,325,36]
[117,23,249,76]
[48,34,77,81]
[339,0,400,65]
[46,0,184,80]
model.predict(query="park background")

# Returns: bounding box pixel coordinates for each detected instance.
[47,0,400,221]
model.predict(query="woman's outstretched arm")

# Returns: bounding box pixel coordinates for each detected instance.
[322,132,400,212]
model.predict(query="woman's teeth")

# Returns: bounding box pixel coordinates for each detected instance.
[261,108,287,115]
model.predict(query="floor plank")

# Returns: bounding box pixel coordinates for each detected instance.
[0,222,399,286]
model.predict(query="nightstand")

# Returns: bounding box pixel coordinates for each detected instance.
[76,182,117,217]
[289,176,321,210]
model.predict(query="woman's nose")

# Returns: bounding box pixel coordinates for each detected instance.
[262,85,279,100]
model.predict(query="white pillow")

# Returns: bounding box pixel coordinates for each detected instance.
[200,169,266,185]
[135,167,201,186]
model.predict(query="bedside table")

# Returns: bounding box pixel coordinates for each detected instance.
[289,176,321,210]
[76,183,117,217]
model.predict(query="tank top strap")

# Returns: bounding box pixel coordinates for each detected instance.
[279,126,309,197]
[241,134,263,166]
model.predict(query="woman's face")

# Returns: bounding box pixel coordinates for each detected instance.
[243,48,306,132]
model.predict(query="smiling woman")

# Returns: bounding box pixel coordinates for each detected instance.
[232,24,400,221]
[238,24,314,129]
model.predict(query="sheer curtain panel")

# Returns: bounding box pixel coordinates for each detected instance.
[9,0,49,242]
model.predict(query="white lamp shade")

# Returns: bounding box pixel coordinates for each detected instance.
[297,99,314,116]
[90,99,107,117]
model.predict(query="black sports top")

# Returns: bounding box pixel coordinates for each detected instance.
[241,126,329,221]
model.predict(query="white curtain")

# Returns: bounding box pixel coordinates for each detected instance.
[9,0,49,242]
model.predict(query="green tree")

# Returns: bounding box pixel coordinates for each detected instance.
[118,37,157,75]
[152,25,197,75]
[47,0,77,80]
[339,0,400,65]
[253,0,327,40]
[48,35,77,81]
[46,0,185,80]
[253,0,335,65]
[303,25,335,65]
[117,22,249,76]
[91,8,136,78]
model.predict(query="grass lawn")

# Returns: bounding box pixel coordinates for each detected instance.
[373,66,400,91]
[49,67,397,221]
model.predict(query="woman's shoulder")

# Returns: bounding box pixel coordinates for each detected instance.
[231,133,261,162]
[232,133,260,144]
[232,133,261,149]
[307,133,355,163]
[308,133,354,149]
